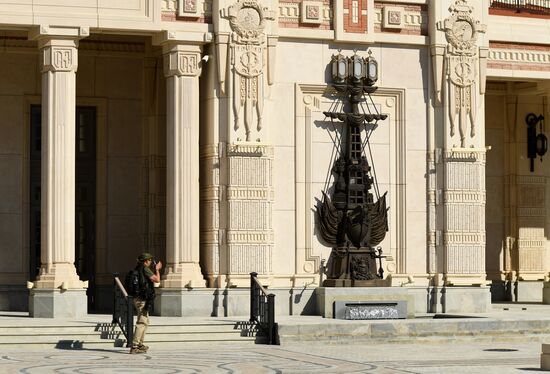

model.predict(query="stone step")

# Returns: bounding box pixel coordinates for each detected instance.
[277,317,550,343]
[0,323,242,335]
[0,331,254,344]
[0,320,258,348]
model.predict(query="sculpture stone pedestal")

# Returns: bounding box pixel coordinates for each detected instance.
[155,288,222,317]
[541,344,550,370]
[316,287,415,319]
[323,278,391,287]
[29,289,87,318]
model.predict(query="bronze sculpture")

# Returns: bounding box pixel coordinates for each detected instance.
[317,51,389,287]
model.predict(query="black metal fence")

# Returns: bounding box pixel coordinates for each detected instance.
[112,274,134,348]
[490,0,550,14]
[249,272,279,345]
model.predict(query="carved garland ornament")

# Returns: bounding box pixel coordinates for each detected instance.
[438,0,486,148]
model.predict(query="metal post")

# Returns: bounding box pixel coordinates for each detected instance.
[250,272,258,322]
[126,295,134,348]
[267,294,275,345]
[112,273,118,324]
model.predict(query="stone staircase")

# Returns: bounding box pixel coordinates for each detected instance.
[0,319,258,349]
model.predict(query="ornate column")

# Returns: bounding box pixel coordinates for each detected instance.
[213,0,277,289]
[156,41,207,316]
[163,43,205,288]
[28,26,89,318]
[430,0,491,311]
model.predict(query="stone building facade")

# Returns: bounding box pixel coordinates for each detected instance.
[0,0,549,317]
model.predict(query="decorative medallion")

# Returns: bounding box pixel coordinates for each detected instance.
[228,0,268,40]
[235,45,263,78]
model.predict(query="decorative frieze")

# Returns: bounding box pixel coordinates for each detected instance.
[226,187,274,200]
[442,191,485,203]
[374,3,428,35]
[443,233,486,244]
[161,0,212,22]
[488,42,550,72]
[279,1,332,29]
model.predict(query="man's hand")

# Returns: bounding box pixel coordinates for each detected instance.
[155,261,163,271]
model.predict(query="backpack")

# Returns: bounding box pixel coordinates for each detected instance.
[124,267,145,298]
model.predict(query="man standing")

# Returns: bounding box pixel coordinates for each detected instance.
[130,252,162,354]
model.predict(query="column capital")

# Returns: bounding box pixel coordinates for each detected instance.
[163,44,203,78]
[29,26,88,73]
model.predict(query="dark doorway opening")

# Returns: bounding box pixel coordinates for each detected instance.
[29,105,97,311]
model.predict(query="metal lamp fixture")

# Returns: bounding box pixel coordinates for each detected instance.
[527,113,547,172]
[331,50,379,86]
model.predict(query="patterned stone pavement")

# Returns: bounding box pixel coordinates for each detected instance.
[0,341,542,373]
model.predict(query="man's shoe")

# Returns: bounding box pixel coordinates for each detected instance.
[138,344,149,352]
[129,346,145,354]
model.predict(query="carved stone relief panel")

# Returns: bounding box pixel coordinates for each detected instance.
[436,0,487,148]
[383,6,404,29]
[224,144,274,283]
[217,0,277,142]
[301,1,323,25]
[441,149,487,284]
[516,176,547,279]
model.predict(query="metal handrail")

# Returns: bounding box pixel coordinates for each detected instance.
[249,272,279,345]
[112,273,133,348]
[490,0,550,14]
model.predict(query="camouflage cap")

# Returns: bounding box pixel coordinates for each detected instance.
[138,252,153,262]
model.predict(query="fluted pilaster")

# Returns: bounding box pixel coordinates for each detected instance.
[162,43,206,288]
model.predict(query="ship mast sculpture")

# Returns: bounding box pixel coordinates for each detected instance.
[317,50,389,287]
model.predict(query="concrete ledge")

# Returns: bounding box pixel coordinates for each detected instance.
[29,288,87,318]
[277,315,550,343]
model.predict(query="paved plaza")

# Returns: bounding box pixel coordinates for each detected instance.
[0,340,543,373]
